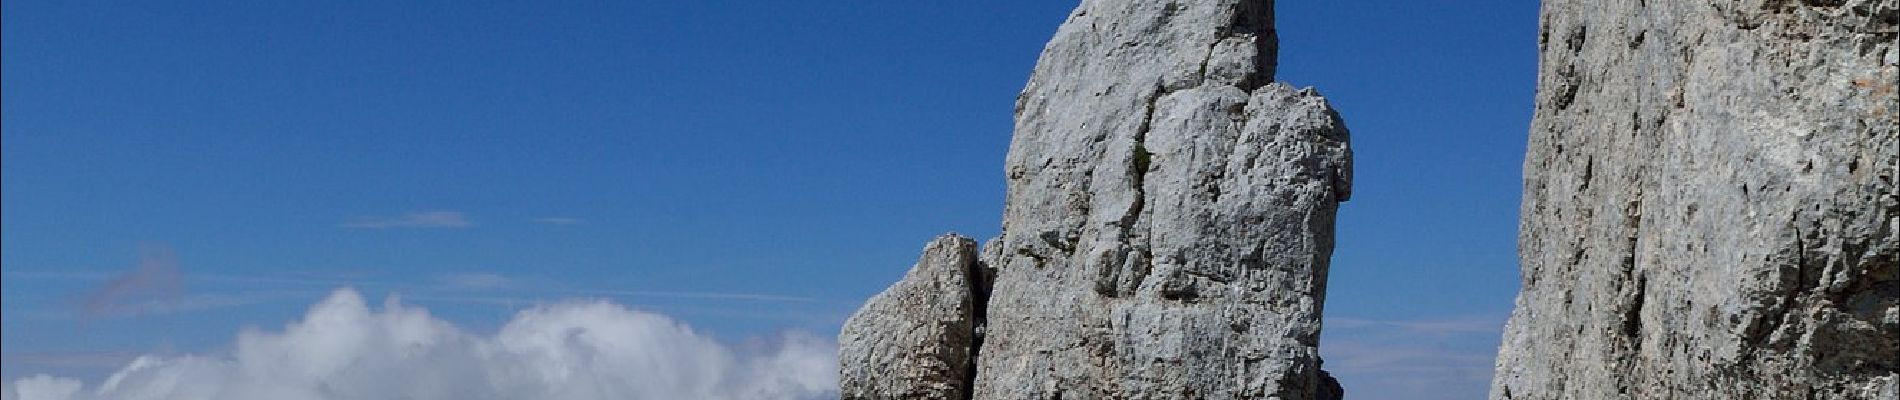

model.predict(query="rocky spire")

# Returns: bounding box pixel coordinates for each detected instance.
[1492,1,1898,398]
[840,0,1353,398]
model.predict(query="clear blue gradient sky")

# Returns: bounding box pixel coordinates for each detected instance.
[3,1,1539,398]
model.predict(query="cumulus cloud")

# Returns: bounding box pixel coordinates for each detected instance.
[3,289,838,400]
[340,211,472,229]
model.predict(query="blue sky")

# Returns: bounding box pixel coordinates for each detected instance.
[3,1,1539,398]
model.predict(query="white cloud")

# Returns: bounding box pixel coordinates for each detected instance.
[340,211,472,229]
[2,288,838,400]
[1,376,81,400]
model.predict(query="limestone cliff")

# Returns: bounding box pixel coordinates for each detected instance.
[1492,1,1899,398]
[840,0,1352,398]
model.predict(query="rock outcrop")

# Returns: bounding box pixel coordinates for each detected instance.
[840,0,1353,398]
[839,235,982,400]
[1493,1,1898,399]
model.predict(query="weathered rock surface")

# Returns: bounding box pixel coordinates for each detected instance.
[1493,1,1898,399]
[840,0,1352,399]
[838,234,982,400]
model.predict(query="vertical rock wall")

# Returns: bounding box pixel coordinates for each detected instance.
[1493,1,1899,398]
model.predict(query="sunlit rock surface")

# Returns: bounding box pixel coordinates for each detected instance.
[841,0,1353,398]
[1493,1,1899,398]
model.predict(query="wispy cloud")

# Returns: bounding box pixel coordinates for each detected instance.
[562,288,817,303]
[81,292,308,319]
[78,245,184,318]
[1324,340,1498,374]
[11,268,817,307]
[1321,314,1507,400]
[530,217,584,225]
[436,273,511,291]
[339,211,472,229]
[1327,315,1505,335]
[192,272,377,288]
[1323,340,1498,399]
[1,351,145,370]
[21,246,338,320]
[396,283,819,307]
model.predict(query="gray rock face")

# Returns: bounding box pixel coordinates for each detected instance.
[839,0,1352,399]
[838,235,982,400]
[1493,1,1898,399]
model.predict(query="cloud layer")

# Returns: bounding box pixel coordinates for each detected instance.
[2,289,837,400]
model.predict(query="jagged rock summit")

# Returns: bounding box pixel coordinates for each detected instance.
[1492,0,1898,399]
[840,0,1352,399]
